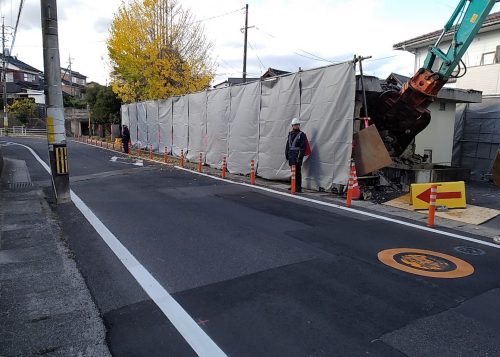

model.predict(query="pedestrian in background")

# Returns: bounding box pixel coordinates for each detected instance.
[122,125,130,153]
[285,118,310,193]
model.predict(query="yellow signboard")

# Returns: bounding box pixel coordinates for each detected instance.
[410,181,466,210]
[47,116,55,143]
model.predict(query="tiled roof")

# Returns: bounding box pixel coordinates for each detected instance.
[261,67,291,78]
[3,55,43,74]
[61,68,87,79]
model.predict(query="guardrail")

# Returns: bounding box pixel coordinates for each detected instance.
[0,127,47,137]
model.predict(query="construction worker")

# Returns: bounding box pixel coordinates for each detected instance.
[122,125,130,153]
[285,118,308,193]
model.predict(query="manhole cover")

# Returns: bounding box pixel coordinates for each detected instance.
[454,246,486,256]
[378,248,474,279]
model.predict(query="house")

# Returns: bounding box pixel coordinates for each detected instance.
[357,74,481,169]
[261,67,290,79]
[393,12,500,179]
[61,69,87,98]
[213,77,259,89]
[1,54,44,104]
[213,67,291,89]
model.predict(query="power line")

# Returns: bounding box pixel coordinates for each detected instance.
[10,0,23,53]
[254,26,337,64]
[248,41,265,73]
[365,54,404,62]
[192,7,244,24]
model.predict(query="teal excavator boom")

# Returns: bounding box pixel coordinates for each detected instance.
[368,0,498,157]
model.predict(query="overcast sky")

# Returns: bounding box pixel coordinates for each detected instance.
[1,0,499,86]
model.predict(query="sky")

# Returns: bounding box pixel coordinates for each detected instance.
[1,0,500,86]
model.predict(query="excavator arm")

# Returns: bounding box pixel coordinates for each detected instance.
[368,0,498,157]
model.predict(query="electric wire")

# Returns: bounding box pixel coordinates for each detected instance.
[10,0,23,53]
[191,7,244,24]
[254,26,337,64]
[248,41,265,73]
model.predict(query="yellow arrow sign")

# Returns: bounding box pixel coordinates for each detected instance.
[410,181,466,210]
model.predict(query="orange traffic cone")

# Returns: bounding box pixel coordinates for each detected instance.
[350,160,361,200]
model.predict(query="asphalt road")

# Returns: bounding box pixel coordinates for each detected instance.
[3,137,500,357]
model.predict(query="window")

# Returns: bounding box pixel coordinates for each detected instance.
[5,72,13,82]
[439,102,446,111]
[73,77,85,86]
[23,73,36,82]
[480,51,496,65]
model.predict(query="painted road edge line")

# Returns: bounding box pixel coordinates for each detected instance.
[174,165,500,250]
[12,142,227,357]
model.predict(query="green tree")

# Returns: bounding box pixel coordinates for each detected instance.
[8,99,37,126]
[90,85,122,125]
[85,84,101,109]
[107,0,215,102]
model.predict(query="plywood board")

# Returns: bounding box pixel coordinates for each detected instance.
[353,125,393,176]
[384,194,500,225]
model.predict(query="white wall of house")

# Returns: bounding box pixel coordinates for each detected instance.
[413,28,500,95]
[455,63,500,95]
[26,89,45,105]
[415,101,457,165]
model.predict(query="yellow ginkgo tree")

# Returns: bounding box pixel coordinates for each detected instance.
[107,0,215,102]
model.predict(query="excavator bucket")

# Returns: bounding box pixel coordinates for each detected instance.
[353,125,393,176]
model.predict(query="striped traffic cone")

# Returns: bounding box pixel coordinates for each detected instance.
[350,160,361,200]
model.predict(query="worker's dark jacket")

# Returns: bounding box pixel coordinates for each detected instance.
[122,127,130,142]
[285,130,307,166]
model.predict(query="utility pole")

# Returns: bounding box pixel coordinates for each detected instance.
[41,0,70,203]
[67,54,73,97]
[242,4,248,83]
[2,18,8,134]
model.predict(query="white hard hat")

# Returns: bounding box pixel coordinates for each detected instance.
[291,118,300,126]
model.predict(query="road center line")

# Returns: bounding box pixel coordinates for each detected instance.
[173,165,500,250]
[10,142,227,357]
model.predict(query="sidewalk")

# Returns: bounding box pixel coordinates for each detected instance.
[0,154,110,356]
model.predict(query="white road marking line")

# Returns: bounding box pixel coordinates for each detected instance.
[110,156,144,166]
[10,142,227,357]
[174,166,500,250]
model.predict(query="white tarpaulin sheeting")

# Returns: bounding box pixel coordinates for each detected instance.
[258,74,300,180]
[158,99,173,154]
[172,96,188,157]
[299,63,355,189]
[146,101,159,151]
[121,105,129,127]
[137,102,148,148]
[128,103,138,145]
[187,91,207,161]
[227,82,260,174]
[122,62,356,189]
[206,87,230,168]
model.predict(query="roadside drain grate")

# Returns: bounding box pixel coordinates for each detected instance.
[8,182,34,190]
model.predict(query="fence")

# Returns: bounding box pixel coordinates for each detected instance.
[0,126,47,137]
[122,62,356,190]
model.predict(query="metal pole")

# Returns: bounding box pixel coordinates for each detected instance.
[41,0,70,203]
[242,4,248,83]
[357,56,369,119]
[2,18,8,134]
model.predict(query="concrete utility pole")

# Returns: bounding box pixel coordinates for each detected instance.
[67,54,73,97]
[242,4,248,83]
[2,18,8,134]
[41,0,70,203]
